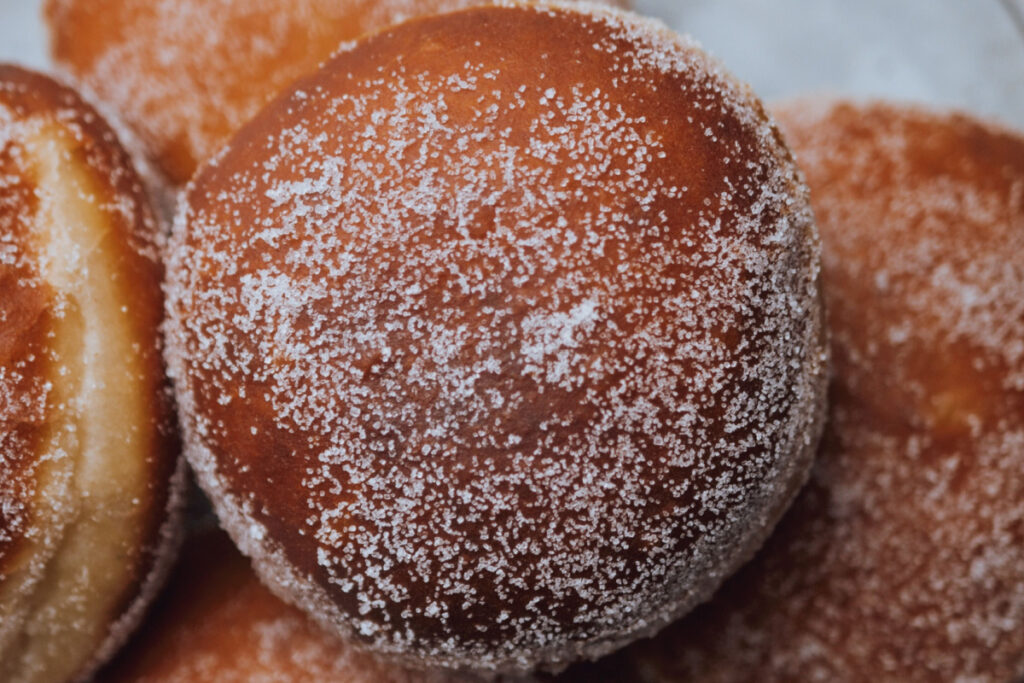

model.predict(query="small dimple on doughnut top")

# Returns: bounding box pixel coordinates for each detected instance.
[166,2,825,673]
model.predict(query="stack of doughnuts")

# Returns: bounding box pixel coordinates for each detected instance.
[0,0,1016,681]
[0,65,182,683]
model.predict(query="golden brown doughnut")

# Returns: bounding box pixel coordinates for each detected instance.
[559,101,1024,682]
[101,530,476,683]
[0,65,183,682]
[45,0,630,185]
[164,2,826,674]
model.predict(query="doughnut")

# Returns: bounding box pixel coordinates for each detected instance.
[45,0,630,185]
[164,2,826,674]
[101,530,474,683]
[0,65,183,682]
[558,101,1024,682]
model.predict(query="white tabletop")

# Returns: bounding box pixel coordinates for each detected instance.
[1,0,1023,128]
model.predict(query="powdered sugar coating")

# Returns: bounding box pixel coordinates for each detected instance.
[568,101,1024,682]
[0,93,51,582]
[46,0,628,184]
[166,3,825,674]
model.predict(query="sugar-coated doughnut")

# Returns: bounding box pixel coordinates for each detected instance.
[0,65,183,683]
[165,2,826,674]
[45,0,629,184]
[101,530,475,683]
[559,101,1024,682]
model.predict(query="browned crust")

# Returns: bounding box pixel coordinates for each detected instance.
[0,117,50,573]
[0,64,181,680]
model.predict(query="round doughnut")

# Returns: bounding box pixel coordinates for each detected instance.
[101,530,474,683]
[45,0,630,185]
[559,101,1024,682]
[164,2,826,674]
[0,65,183,682]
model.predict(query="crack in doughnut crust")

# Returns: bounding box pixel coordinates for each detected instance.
[45,0,629,185]
[0,65,183,683]
[165,2,826,674]
[557,102,1024,683]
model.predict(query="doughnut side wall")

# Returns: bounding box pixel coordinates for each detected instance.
[165,2,827,674]
[0,65,183,683]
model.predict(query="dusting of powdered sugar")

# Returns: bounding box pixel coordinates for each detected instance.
[586,100,1024,683]
[166,2,826,674]
[0,96,51,577]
